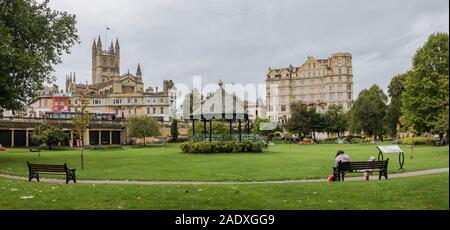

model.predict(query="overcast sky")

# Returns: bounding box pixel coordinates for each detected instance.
[49,0,449,99]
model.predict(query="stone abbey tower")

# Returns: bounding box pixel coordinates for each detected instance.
[92,36,120,84]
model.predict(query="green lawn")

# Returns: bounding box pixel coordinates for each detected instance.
[0,173,447,210]
[0,143,448,181]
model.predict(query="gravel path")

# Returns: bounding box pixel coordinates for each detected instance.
[0,167,447,185]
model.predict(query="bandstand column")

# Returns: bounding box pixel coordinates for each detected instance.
[238,119,242,142]
[209,120,212,142]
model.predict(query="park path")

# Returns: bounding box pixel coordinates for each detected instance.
[0,167,447,185]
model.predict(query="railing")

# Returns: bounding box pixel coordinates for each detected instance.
[0,117,124,123]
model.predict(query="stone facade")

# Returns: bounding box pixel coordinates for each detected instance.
[63,36,176,122]
[266,52,353,123]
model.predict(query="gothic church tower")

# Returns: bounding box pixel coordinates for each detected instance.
[92,36,120,84]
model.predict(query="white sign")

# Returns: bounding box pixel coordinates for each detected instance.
[377,145,403,154]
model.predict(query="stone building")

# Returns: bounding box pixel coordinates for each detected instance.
[63,36,176,122]
[266,52,353,123]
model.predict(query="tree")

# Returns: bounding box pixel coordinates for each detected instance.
[170,119,179,142]
[31,123,66,150]
[308,107,327,141]
[402,32,449,138]
[386,73,407,138]
[286,101,310,136]
[286,102,325,141]
[71,93,89,170]
[127,116,161,145]
[251,117,280,136]
[352,85,388,139]
[345,107,362,134]
[0,0,79,112]
[324,104,346,137]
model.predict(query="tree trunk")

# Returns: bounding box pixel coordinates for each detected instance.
[144,136,146,146]
[410,134,414,160]
[81,147,84,170]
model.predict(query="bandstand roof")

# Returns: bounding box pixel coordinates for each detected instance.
[191,85,247,120]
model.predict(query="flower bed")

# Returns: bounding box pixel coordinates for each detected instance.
[180,141,268,153]
[298,141,317,145]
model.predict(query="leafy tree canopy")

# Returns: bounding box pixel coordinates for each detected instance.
[31,123,66,149]
[127,116,161,143]
[352,84,388,137]
[402,32,449,134]
[0,0,79,111]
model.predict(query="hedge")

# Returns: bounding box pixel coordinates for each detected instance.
[400,136,435,145]
[180,141,268,153]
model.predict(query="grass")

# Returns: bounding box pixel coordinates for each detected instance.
[0,173,447,210]
[0,143,448,181]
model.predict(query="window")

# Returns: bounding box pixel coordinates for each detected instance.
[160,98,163,103]
[147,107,150,114]
[116,109,119,115]
[127,98,131,104]
[134,98,138,103]
[281,105,286,112]
[153,107,156,114]
[134,108,137,114]
[160,107,164,114]
[128,108,131,114]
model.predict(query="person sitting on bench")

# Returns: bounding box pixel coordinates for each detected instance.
[333,150,351,178]
[364,156,376,180]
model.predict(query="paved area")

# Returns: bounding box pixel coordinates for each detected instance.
[0,168,447,185]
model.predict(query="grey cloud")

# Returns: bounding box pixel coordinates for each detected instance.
[49,0,449,97]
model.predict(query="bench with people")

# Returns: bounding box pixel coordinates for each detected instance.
[330,150,389,182]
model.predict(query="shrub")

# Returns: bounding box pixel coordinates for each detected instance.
[180,141,267,153]
[400,136,435,145]
[349,137,363,144]
[316,138,337,144]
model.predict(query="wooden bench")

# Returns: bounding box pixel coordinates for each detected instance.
[147,139,166,147]
[27,161,76,184]
[29,148,41,152]
[334,159,389,181]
